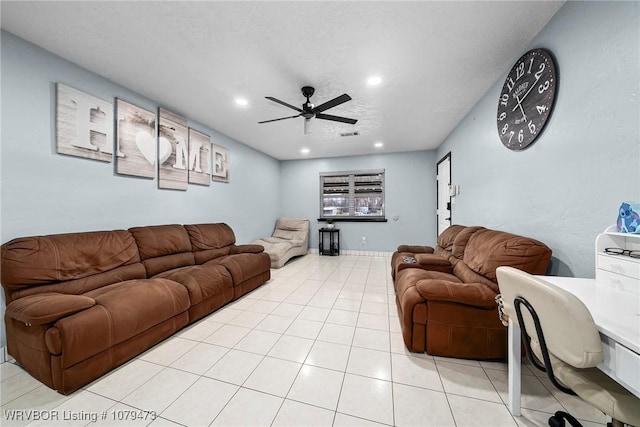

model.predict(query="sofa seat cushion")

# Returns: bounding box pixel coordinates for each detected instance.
[395,269,461,295]
[415,280,498,308]
[210,253,271,286]
[47,278,189,368]
[394,269,461,323]
[153,264,233,305]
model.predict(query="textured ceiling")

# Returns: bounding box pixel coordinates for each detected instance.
[1,1,564,160]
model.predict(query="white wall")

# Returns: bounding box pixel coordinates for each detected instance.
[436,1,640,277]
[280,151,437,252]
[0,31,281,351]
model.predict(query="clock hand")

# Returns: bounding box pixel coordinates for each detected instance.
[512,76,541,112]
[513,94,527,121]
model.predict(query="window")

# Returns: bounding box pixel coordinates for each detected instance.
[319,169,385,221]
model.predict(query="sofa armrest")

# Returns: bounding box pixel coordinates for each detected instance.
[231,244,265,254]
[396,245,434,254]
[408,253,454,274]
[414,253,451,267]
[415,280,498,308]
[6,293,96,325]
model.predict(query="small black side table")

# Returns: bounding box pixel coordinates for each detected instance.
[319,228,340,256]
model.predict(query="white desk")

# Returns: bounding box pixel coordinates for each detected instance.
[508,276,640,416]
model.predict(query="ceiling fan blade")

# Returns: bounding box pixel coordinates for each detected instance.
[313,94,352,113]
[265,97,303,112]
[258,114,301,124]
[314,113,358,125]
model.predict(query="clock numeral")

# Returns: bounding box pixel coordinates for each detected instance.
[498,112,507,121]
[501,123,509,135]
[534,62,546,80]
[538,80,550,94]
[518,129,524,144]
[506,77,515,92]
[527,57,535,74]
[516,62,525,80]
[508,131,515,144]
[528,120,536,134]
[536,105,548,115]
[500,93,509,107]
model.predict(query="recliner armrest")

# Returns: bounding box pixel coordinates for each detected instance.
[230,244,265,254]
[415,280,498,308]
[414,253,451,266]
[412,254,454,274]
[396,245,434,254]
[6,293,96,325]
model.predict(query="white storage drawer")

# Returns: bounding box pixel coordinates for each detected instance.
[615,343,640,396]
[597,254,640,280]
[596,269,639,294]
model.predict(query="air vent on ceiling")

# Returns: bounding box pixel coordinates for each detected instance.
[340,131,360,137]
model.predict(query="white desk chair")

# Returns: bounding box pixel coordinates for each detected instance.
[496,266,640,427]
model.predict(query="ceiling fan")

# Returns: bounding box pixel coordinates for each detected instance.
[258,86,358,132]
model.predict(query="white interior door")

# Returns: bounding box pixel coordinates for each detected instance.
[437,153,452,236]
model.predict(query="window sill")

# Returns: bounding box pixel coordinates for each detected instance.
[318,218,387,223]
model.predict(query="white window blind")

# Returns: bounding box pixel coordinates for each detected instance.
[319,169,385,220]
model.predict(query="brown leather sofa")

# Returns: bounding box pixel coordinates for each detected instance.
[392,225,551,360]
[1,223,271,394]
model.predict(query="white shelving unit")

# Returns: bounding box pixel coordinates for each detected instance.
[595,225,640,294]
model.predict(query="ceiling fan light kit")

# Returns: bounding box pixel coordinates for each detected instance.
[259,86,358,130]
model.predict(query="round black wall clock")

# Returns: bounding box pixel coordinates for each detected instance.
[497,48,557,150]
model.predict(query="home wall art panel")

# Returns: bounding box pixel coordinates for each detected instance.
[188,128,211,186]
[56,83,113,162]
[115,99,156,178]
[212,144,230,183]
[158,108,188,190]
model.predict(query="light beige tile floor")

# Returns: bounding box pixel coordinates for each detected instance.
[1,254,609,426]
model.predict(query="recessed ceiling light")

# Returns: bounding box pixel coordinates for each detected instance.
[300,148,310,154]
[374,142,384,148]
[367,76,382,86]
[235,98,248,106]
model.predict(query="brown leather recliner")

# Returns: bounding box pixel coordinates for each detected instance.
[391,225,481,279]
[393,226,552,360]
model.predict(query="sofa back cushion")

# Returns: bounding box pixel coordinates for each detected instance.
[1,230,142,303]
[461,229,552,285]
[185,223,236,250]
[272,218,309,242]
[184,223,236,264]
[451,226,486,259]
[436,225,466,252]
[129,224,194,276]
